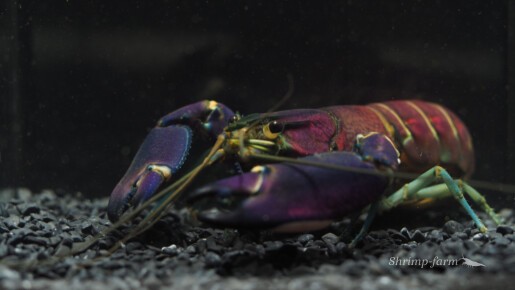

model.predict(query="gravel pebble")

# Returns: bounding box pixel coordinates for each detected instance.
[472,233,490,242]
[161,244,179,256]
[0,188,513,289]
[493,237,511,247]
[321,233,339,244]
[204,252,222,268]
[497,225,514,235]
[400,227,411,240]
[297,234,314,244]
[411,230,426,243]
[19,203,41,216]
[443,220,465,235]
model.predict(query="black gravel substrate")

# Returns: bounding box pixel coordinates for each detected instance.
[0,188,514,290]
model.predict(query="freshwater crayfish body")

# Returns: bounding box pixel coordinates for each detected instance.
[107,100,499,234]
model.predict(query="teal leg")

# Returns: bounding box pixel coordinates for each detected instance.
[461,183,502,225]
[350,200,380,248]
[380,166,488,233]
[386,182,501,225]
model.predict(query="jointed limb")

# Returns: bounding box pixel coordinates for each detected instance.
[379,166,500,233]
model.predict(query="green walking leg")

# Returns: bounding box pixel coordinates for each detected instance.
[380,166,494,233]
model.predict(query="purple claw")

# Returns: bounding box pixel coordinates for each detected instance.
[158,100,235,138]
[189,151,394,231]
[108,100,235,222]
[189,133,400,232]
[107,126,192,222]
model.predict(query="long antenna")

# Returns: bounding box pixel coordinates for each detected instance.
[249,152,515,194]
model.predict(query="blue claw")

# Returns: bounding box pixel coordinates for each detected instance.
[107,126,192,221]
[158,100,234,138]
[189,152,393,231]
[108,100,235,222]
[188,133,401,232]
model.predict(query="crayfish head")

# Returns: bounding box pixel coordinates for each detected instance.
[223,114,281,157]
[224,109,338,158]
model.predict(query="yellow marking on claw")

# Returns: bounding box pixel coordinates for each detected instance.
[251,165,267,173]
[208,100,219,110]
[134,165,173,199]
[149,165,172,180]
[249,165,266,194]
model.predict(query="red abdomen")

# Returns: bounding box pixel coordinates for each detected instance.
[327,100,475,178]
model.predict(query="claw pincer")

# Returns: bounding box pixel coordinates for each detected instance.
[107,126,192,221]
[107,100,234,222]
[190,133,400,232]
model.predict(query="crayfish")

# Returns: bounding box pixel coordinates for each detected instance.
[107,99,502,244]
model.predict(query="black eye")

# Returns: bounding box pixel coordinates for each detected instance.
[230,115,239,124]
[263,121,284,139]
[268,121,284,133]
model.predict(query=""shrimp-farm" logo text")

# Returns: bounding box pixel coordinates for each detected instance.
[389,256,485,268]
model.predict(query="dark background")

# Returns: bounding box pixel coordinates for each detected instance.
[1,1,514,203]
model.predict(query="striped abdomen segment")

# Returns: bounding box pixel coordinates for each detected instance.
[368,100,474,178]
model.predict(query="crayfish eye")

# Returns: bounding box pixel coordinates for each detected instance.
[229,115,239,124]
[263,121,284,139]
